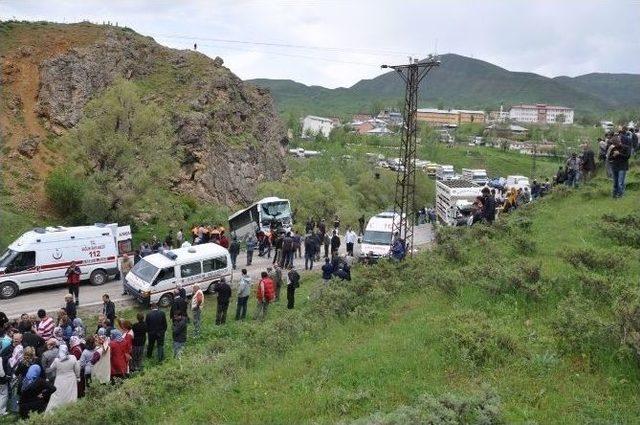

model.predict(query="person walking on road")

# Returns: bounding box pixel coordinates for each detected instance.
[235,269,251,321]
[191,284,204,337]
[145,303,167,362]
[344,227,357,257]
[287,266,300,309]
[120,254,133,295]
[282,232,294,268]
[213,277,231,325]
[304,232,316,270]
[65,262,81,306]
[228,236,240,270]
[246,235,256,266]
[323,232,331,259]
[102,294,116,328]
[255,271,275,321]
[172,311,187,358]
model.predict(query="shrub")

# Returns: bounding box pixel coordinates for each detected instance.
[446,310,519,368]
[512,234,536,255]
[552,292,614,356]
[346,386,503,425]
[44,167,85,219]
[563,247,624,271]
[599,213,640,248]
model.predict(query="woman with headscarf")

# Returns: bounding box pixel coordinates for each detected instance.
[19,364,56,419]
[92,332,111,385]
[109,329,128,380]
[45,344,80,412]
[52,326,65,347]
[79,336,96,391]
[69,336,84,360]
[118,320,134,374]
[72,318,85,338]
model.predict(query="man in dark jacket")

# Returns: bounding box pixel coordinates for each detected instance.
[282,232,294,268]
[19,321,45,357]
[287,267,300,309]
[213,277,232,325]
[169,288,188,321]
[64,294,77,321]
[246,235,256,266]
[610,137,631,198]
[172,311,187,358]
[145,303,167,361]
[321,258,333,283]
[304,233,316,270]
[305,217,315,234]
[102,294,115,326]
[481,187,496,224]
[228,236,240,270]
[330,231,341,256]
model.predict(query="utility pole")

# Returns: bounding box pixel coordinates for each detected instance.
[381,55,440,256]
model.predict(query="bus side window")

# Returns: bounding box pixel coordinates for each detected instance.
[214,256,227,270]
[181,262,202,278]
[202,259,214,273]
[152,267,175,286]
[8,251,36,273]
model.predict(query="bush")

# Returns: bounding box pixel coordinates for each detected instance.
[563,247,624,271]
[347,386,503,425]
[44,167,85,220]
[446,310,519,368]
[552,292,614,356]
[599,213,640,248]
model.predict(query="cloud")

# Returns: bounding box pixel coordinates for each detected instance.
[2,0,639,88]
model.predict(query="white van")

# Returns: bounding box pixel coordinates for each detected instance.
[436,165,456,181]
[0,223,132,299]
[124,243,232,307]
[359,212,404,261]
[462,168,489,186]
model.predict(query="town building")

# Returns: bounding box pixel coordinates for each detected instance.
[508,104,574,124]
[416,108,485,126]
[301,115,336,138]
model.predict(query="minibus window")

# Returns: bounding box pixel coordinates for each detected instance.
[214,256,227,270]
[181,262,202,278]
[152,267,175,286]
[7,251,35,272]
[202,259,214,273]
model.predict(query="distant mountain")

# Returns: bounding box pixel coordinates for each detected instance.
[248,54,640,117]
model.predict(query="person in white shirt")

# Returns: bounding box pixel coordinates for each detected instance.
[344,227,358,257]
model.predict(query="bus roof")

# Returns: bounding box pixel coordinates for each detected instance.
[143,243,229,269]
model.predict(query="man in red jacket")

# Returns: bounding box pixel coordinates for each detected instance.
[254,271,275,321]
[65,261,81,306]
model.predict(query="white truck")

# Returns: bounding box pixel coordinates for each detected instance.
[462,168,489,186]
[0,223,133,298]
[124,243,232,307]
[436,165,456,181]
[359,212,404,262]
[505,175,531,192]
[435,179,483,226]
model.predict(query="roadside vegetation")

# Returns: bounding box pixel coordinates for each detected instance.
[23,162,640,424]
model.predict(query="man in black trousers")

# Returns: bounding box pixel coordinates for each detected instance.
[145,303,167,361]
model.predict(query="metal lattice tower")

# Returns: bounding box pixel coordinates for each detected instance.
[382,56,440,256]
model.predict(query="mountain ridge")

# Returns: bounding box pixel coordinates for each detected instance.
[248,53,640,117]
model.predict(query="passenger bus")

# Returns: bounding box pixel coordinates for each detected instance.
[228,197,292,241]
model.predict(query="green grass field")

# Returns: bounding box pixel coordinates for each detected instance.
[24,162,640,424]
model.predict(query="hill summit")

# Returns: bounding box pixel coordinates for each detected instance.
[0,21,287,222]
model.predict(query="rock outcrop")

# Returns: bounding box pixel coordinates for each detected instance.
[33,27,286,206]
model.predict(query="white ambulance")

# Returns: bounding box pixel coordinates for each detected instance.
[0,223,133,299]
[123,243,232,308]
[359,212,405,262]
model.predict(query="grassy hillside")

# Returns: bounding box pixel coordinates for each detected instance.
[249,54,640,117]
[25,159,640,424]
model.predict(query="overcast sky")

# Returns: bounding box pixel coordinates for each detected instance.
[2,0,639,88]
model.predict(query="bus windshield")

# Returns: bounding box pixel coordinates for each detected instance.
[363,230,393,245]
[131,259,159,283]
[261,201,291,220]
[0,249,16,268]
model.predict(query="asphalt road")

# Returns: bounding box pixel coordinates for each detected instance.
[0,224,434,319]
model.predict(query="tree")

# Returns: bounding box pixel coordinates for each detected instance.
[68,79,180,223]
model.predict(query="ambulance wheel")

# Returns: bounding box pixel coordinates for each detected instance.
[89,270,108,286]
[158,293,173,308]
[207,281,217,293]
[0,282,18,299]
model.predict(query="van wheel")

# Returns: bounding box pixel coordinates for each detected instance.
[89,270,108,286]
[0,282,18,299]
[207,282,217,293]
[158,293,173,308]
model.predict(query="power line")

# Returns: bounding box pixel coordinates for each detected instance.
[154,33,415,58]
[155,38,382,67]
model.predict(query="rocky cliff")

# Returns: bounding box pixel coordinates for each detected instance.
[0,21,287,213]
